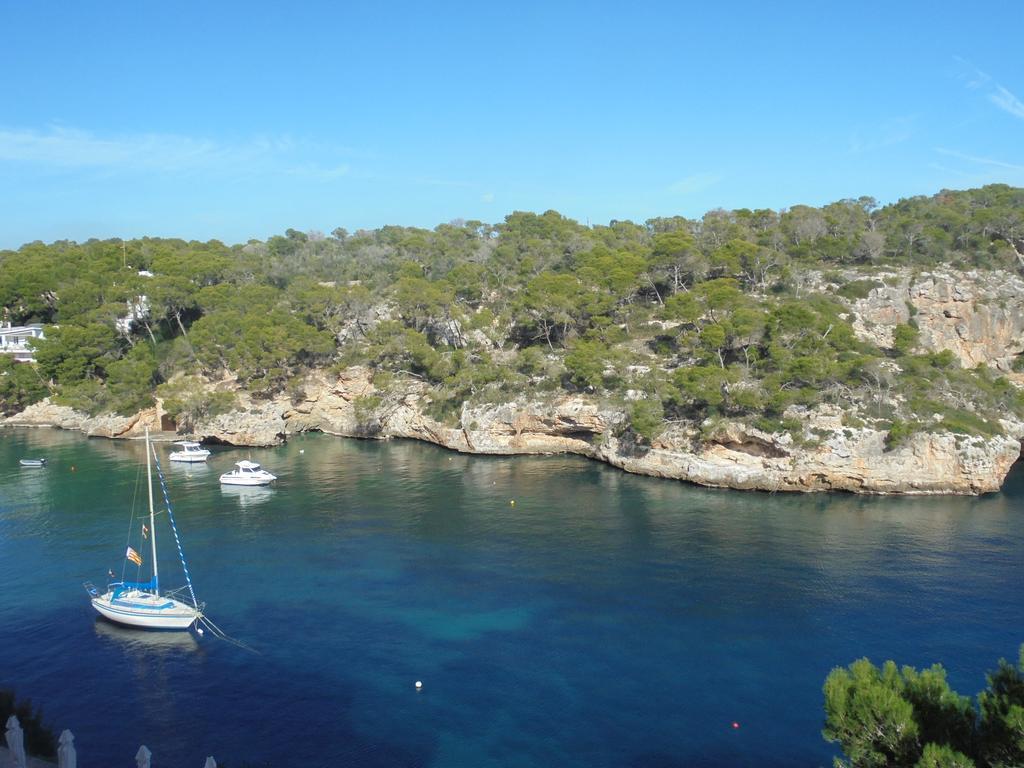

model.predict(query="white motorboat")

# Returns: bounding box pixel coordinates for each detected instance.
[219,460,277,486]
[168,441,211,463]
[84,428,204,630]
[19,458,46,467]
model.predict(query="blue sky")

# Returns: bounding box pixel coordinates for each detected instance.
[1,0,1022,248]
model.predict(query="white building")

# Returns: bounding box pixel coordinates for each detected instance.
[0,323,45,363]
[115,296,151,336]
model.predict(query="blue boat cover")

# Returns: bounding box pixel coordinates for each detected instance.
[112,579,156,598]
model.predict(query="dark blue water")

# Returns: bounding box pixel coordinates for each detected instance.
[1,429,1022,767]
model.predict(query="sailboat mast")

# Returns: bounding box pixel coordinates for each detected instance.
[145,427,159,595]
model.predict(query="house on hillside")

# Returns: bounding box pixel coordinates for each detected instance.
[115,296,151,336]
[0,323,45,362]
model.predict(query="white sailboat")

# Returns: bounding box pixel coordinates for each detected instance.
[85,428,203,630]
[168,440,211,463]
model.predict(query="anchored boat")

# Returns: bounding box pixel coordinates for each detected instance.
[219,460,277,487]
[168,441,211,463]
[85,428,203,630]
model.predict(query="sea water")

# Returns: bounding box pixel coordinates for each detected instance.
[0,429,1021,767]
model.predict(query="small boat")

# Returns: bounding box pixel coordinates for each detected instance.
[219,460,277,486]
[19,458,46,467]
[84,428,204,631]
[168,441,211,463]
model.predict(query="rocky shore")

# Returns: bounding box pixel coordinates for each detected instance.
[7,364,1022,495]
[6,268,1024,496]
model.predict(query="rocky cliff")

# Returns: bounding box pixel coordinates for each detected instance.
[7,268,1023,496]
[850,269,1024,369]
[9,365,1022,496]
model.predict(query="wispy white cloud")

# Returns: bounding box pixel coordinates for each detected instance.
[954,55,990,90]
[954,57,1024,122]
[934,147,1024,172]
[284,162,351,180]
[0,125,355,179]
[849,116,914,153]
[668,172,721,195]
[409,176,474,188]
[989,85,1024,121]
[481,192,495,203]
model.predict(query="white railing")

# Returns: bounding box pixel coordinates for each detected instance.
[4,715,219,768]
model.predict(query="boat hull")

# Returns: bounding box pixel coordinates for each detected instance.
[220,474,275,486]
[169,453,209,463]
[91,592,200,630]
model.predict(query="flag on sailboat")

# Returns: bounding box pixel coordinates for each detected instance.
[126,546,143,566]
[142,524,149,539]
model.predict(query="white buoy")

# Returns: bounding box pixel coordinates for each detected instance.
[300,449,304,454]
[197,627,204,636]
[415,681,423,691]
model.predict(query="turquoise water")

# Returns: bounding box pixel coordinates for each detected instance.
[0,429,1022,767]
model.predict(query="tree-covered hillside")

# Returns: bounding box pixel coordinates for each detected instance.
[2,185,1024,444]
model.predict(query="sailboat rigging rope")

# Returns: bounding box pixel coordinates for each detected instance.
[120,462,145,584]
[150,447,200,609]
[198,615,260,654]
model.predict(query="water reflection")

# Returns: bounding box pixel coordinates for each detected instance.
[93,617,200,654]
[220,484,274,508]
[166,460,212,477]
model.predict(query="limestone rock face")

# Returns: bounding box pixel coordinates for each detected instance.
[5,399,159,437]
[911,272,1024,369]
[277,374,1019,495]
[852,285,911,348]
[283,368,372,436]
[851,269,1024,369]
[5,400,88,430]
[195,398,290,446]
[6,366,1022,496]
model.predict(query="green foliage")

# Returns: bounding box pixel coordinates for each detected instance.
[823,659,920,767]
[977,647,1024,767]
[824,648,1024,768]
[104,345,158,415]
[33,323,120,385]
[901,665,977,756]
[156,375,237,429]
[628,398,664,442]
[352,394,382,430]
[894,324,920,355]
[515,347,547,377]
[673,365,733,409]
[886,418,917,450]
[513,272,586,349]
[916,743,976,768]
[190,305,334,393]
[365,322,447,382]
[0,689,57,758]
[0,358,48,415]
[837,279,884,300]
[564,339,613,391]
[1,184,1023,439]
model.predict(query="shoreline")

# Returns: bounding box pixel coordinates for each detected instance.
[6,378,1022,496]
